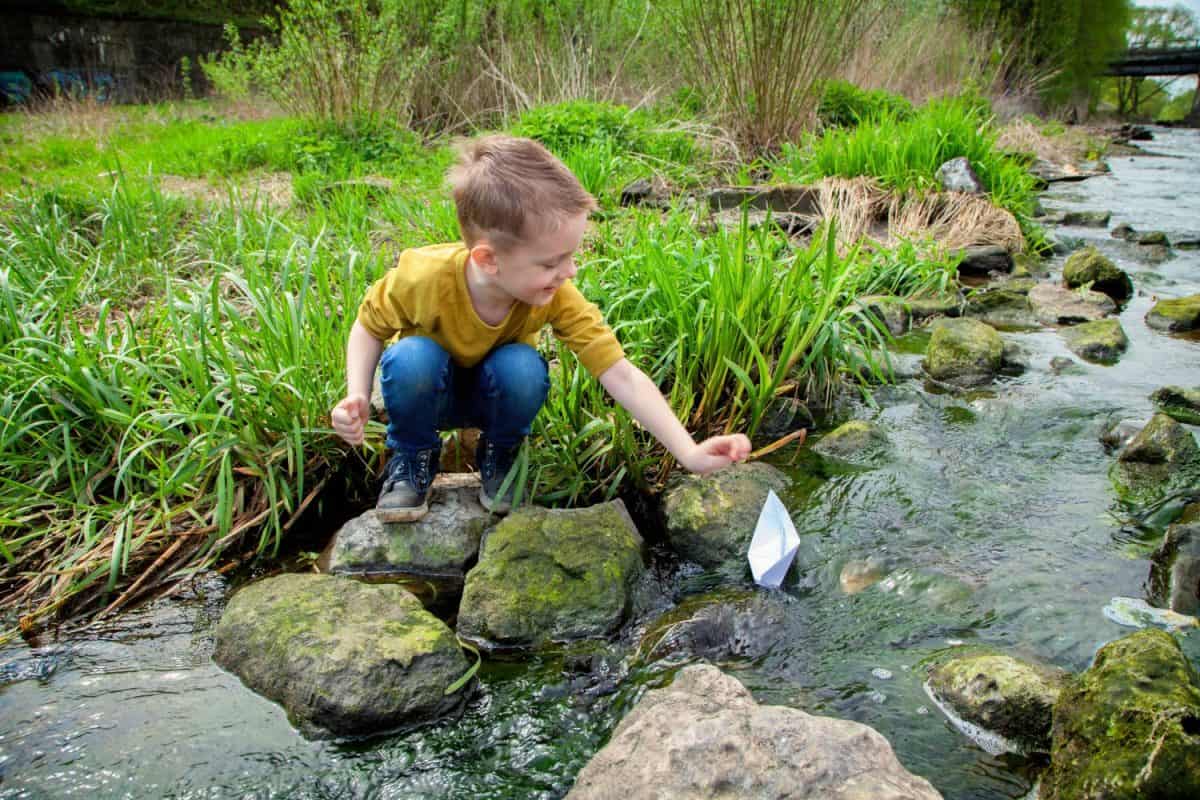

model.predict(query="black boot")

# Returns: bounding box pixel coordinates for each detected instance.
[376,445,440,522]
[477,436,523,514]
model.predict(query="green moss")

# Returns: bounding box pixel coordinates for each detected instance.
[1061,319,1129,364]
[1151,386,1200,426]
[925,318,1003,384]
[1043,629,1200,800]
[1146,294,1200,333]
[457,502,644,651]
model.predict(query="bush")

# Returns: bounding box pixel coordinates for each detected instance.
[201,0,430,131]
[817,80,912,128]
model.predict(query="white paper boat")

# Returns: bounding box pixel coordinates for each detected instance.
[747,490,800,588]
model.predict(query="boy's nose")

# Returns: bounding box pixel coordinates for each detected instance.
[560,259,578,280]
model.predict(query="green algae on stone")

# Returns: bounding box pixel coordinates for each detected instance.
[1060,318,1129,364]
[1113,413,1200,502]
[662,462,790,569]
[1150,385,1200,425]
[1062,246,1133,302]
[813,420,891,466]
[456,500,645,652]
[1146,293,1200,332]
[1042,629,1200,800]
[213,573,470,738]
[924,318,1004,386]
[907,292,963,322]
[964,288,1037,329]
[926,652,1069,752]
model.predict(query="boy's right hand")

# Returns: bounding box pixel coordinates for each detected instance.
[331,394,370,446]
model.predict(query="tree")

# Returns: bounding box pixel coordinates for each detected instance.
[1110,5,1200,117]
[951,0,1133,111]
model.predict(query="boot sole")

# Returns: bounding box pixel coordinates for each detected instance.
[376,499,430,523]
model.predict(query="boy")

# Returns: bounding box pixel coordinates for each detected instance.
[331,135,750,521]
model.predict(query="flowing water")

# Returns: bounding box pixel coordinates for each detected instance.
[3,127,1199,800]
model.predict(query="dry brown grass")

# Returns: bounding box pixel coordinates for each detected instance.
[805,176,1024,255]
[995,118,1101,166]
[158,172,294,210]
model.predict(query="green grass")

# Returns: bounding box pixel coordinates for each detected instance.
[0,95,1007,637]
[775,96,1040,219]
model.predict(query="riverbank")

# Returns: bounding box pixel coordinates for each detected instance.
[3,94,1199,796]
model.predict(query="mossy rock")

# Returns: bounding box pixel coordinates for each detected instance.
[1058,209,1111,227]
[755,397,815,446]
[1113,414,1200,501]
[1042,629,1200,800]
[663,462,791,569]
[213,574,471,738]
[1062,246,1133,303]
[457,500,645,652]
[923,318,1004,386]
[1028,283,1115,326]
[1150,523,1200,615]
[1151,385,1200,426]
[1136,230,1169,246]
[1119,413,1200,467]
[1060,319,1129,364]
[1146,294,1200,333]
[813,420,891,465]
[907,293,963,321]
[927,652,1069,752]
[324,482,491,580]
[964,288,1037,329]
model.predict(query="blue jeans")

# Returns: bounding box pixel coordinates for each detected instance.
[378,337,550,455]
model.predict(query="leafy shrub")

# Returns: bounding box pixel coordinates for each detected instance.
[817,80,912,128]
[511,100,645,154]
[201,0,430,131]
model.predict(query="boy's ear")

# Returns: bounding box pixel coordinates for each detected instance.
[471,243,499,275]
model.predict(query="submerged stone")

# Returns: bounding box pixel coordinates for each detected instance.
[1062,246,1133,303]
[457,501,644,653]
[1102,596,1199,631]
[1150,523,1200,615]
[212,574,471,739]
[1042,629,1200,800]
[1135,230,1169,246]
[926,652,1069,753]
[1058,209,1111,227]
[1146,294,1200,332]
[1059,318,1129,364]
[1150,385,1200,426]
[323,476,491,580]
[1028,283,1115,325]
[637,589,792,664]
[840,556,891,594]
[813,419,892,465]
[663,462,791,569]
[924,318,1004,386]
[566,664,943,800]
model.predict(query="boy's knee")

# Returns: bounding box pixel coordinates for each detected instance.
[482,344,549,407]
[380,336,451,397]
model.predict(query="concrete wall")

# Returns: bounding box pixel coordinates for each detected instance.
[0,7,256,102]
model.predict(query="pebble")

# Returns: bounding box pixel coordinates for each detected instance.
[871,668,894,680]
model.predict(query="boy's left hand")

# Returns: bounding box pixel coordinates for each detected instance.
[682,434,752,475]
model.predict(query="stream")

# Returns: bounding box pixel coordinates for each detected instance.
[2,127,1199,799]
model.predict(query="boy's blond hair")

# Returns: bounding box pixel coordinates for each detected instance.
[448,135,597,251]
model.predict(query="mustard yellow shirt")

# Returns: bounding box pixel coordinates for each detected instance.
[356,243,625,377]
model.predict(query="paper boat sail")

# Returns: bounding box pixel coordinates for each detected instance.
[747,489,800,588]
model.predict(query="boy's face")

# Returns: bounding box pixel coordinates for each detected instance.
[477,212,588,307]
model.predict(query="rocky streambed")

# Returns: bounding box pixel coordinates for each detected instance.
[3,128,1200,799]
